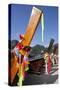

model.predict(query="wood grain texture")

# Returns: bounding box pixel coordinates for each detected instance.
[10,7,42,84]
[20,7,42,55]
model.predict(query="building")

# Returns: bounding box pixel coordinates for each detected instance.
[29,54,45,74]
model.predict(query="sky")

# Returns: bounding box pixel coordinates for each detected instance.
[9,4,58,47]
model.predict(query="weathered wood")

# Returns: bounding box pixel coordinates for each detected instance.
[20,7,42,55]
[10,7,42,84]
[10,55,19,84]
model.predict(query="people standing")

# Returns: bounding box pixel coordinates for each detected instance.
[47,54,52,74]
[44,52,52,74]
[44,52,49,74]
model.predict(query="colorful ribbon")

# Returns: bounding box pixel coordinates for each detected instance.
[41,13,44,42]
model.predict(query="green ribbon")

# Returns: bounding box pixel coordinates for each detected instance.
[41,13,44,42]
[17,64,23,86]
